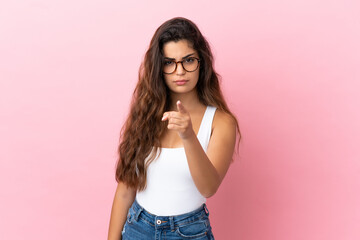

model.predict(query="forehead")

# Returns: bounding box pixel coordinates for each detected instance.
[162,39,198,58]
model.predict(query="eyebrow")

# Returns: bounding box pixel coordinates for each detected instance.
[164,53,196,60]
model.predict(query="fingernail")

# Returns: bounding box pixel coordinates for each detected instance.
[161,115,166,121]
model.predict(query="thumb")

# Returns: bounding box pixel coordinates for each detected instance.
[176,100,187,114]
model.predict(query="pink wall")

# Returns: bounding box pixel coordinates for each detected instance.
[1,0,359,239]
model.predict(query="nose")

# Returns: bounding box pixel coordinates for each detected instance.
[175,62,186,75]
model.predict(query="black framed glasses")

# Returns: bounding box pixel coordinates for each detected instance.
[163,57,200,74]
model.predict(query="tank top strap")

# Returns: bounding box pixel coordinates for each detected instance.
[197,106,217,152]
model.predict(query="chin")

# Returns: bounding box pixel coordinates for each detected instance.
[170,87,197,95]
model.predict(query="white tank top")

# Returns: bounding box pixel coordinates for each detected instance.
[135,106,217,216]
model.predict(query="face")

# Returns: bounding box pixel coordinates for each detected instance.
[162,39,200,95]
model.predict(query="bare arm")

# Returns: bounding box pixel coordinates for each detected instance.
[182,110,236,197]
[108,182,136,240]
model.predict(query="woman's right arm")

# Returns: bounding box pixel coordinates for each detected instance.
[108,181,136,240]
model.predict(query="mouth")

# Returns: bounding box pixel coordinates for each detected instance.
[174,80,189,86]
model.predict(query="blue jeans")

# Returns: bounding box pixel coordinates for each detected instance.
[122,200,215,239]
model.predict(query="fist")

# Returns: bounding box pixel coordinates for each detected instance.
[162,100,194,139]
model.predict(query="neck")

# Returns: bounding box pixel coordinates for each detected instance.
[169,89,203,112]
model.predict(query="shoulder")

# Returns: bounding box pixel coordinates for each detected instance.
[213,109,236,129]
[211,109,237,138]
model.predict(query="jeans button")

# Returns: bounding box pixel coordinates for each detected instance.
[156,219,161,225]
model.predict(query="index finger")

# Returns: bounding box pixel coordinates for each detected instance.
[176,100,187,114]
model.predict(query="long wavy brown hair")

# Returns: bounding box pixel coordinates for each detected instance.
[115,17,241,191]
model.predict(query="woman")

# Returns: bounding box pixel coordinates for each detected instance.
[108,17,241,240]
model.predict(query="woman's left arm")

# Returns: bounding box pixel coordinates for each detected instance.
[163,101,237,198]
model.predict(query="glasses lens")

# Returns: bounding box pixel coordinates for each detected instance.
[183,57,199,72]
[163,60,176,74]
[163,58,199,74]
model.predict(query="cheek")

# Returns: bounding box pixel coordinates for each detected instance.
[193,71,200,84]
[164,75,172,87]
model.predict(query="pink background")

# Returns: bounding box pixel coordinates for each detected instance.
[1,0,359,239]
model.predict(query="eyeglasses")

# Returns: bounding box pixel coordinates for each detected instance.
[163,57,200,74]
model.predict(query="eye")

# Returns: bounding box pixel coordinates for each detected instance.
[184,57,195,63]
[164,60,174,65]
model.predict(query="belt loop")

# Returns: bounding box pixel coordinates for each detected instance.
[203,204,209,216]
[169,216,175,231]
[134,206,143,221]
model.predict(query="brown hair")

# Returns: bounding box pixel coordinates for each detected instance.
[115,17,241,190]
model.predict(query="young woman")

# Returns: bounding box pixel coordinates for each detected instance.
[108,17,241,240]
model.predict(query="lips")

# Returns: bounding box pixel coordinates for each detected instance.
[174,80,188,86]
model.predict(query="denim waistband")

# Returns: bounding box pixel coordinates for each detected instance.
[130,199,210,231]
